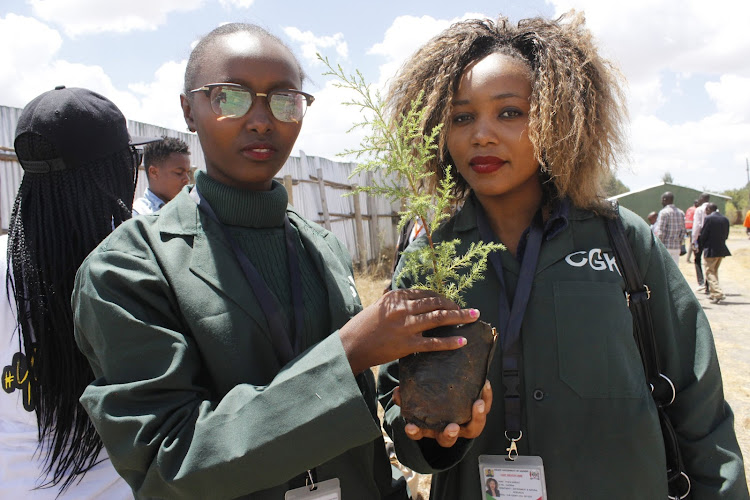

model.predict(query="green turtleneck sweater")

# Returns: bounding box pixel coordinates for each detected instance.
[195,171,330,353]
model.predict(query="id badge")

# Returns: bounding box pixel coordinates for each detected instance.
[478,455,547,500]
[284,478,341,500]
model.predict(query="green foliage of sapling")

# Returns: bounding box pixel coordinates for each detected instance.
[320,54,504,306]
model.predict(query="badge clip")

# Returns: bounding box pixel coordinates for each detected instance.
[306,469,316,491]
[505,430,522,461]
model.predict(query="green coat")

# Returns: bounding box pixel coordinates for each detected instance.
[73,188,406,499]
[379,196,748,499]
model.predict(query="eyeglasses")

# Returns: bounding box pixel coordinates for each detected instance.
[189,83,314,123]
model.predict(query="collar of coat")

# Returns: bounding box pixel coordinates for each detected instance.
[444,193,599,275]
[452,193,575,240]
[153,185,362,333]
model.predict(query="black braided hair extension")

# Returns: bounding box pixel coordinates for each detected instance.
[7,132,136,494]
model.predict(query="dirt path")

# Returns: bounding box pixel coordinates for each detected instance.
[678,227,750,484]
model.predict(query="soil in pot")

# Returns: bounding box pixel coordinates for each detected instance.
[399,320,497,430]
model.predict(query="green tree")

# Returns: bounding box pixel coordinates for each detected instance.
[602,171,629,197]
[661,172,674,184]
[723,185,749,213]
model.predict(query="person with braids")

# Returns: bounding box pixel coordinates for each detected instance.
[377,12,748,499]
[132,136,191,215]
[0,86,158,498]
[71,23,483,499]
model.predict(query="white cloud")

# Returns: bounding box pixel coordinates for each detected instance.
[0,14,61,70]
[705,75,750,122]
[295,79,369,161]
[218,0,255,8]
[625,77,666,117]
[541,0,750,191]
[619,112,750,191]
[0,15,123,109]
[367,13,488,88]
[283,27,348,66]
[28,0,204,37]
[0,14,66,107]
[0,13,186,131]
[127,60,188,130]
[546,0,750,91]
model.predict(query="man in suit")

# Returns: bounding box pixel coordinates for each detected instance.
[698,203,731,304]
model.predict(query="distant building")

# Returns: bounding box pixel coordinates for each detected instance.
[608,182,731,222]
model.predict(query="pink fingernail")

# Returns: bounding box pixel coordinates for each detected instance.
[470,309,479,318]
[458,337,468,346]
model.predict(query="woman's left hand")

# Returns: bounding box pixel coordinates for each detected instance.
[393,379,492,448]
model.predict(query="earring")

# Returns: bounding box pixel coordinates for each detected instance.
[187,127,195,133]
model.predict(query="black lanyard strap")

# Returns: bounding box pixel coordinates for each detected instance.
[476,205,544,447]
[190,186,304,366]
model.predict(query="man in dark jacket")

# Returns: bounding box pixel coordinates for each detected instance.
[698,203,731,303]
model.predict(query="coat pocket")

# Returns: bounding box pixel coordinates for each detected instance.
[553,281,647,399]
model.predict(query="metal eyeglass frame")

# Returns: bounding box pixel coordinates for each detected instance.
[189,83,315,122]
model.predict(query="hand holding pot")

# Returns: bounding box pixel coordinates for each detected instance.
[339,289,478,375]
[394,380,492,447]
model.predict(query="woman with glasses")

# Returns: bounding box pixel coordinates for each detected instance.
[72,23,482,499]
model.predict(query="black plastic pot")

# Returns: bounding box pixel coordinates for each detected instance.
[398,320,497,430]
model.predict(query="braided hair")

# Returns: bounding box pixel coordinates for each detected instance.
[386,11,628,212]
[7,131,136,493]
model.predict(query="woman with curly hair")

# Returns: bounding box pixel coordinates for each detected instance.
[378,12,747,499]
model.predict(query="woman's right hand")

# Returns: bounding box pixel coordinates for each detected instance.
[394,380,493,447]
[339,289,479,375]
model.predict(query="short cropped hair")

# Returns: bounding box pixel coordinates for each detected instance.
[183,23,306,94]
[143,136,190,169]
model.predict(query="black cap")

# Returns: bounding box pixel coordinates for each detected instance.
[14,86,160,174]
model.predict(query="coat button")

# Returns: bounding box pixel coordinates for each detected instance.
[533,389,545,401]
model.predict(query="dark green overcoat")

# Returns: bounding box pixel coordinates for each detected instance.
[379,196,748,500]
[74,187,406,499]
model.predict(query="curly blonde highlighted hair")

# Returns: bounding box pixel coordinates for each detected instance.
[386,11,627,211]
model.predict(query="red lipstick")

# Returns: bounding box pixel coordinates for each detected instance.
[469,156,505,173]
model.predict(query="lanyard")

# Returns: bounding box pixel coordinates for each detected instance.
[476,204,544,459]
[190,187,305,366]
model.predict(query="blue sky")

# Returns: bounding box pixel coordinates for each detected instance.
[1,0,749,194]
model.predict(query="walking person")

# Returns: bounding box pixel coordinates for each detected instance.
[685,199,698,262]
[653,191,686,264]
[377,12,747,499]
[1,86,156,498]
[691,192,711,292]
[699,203,731,304]
[72,23,483,499]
